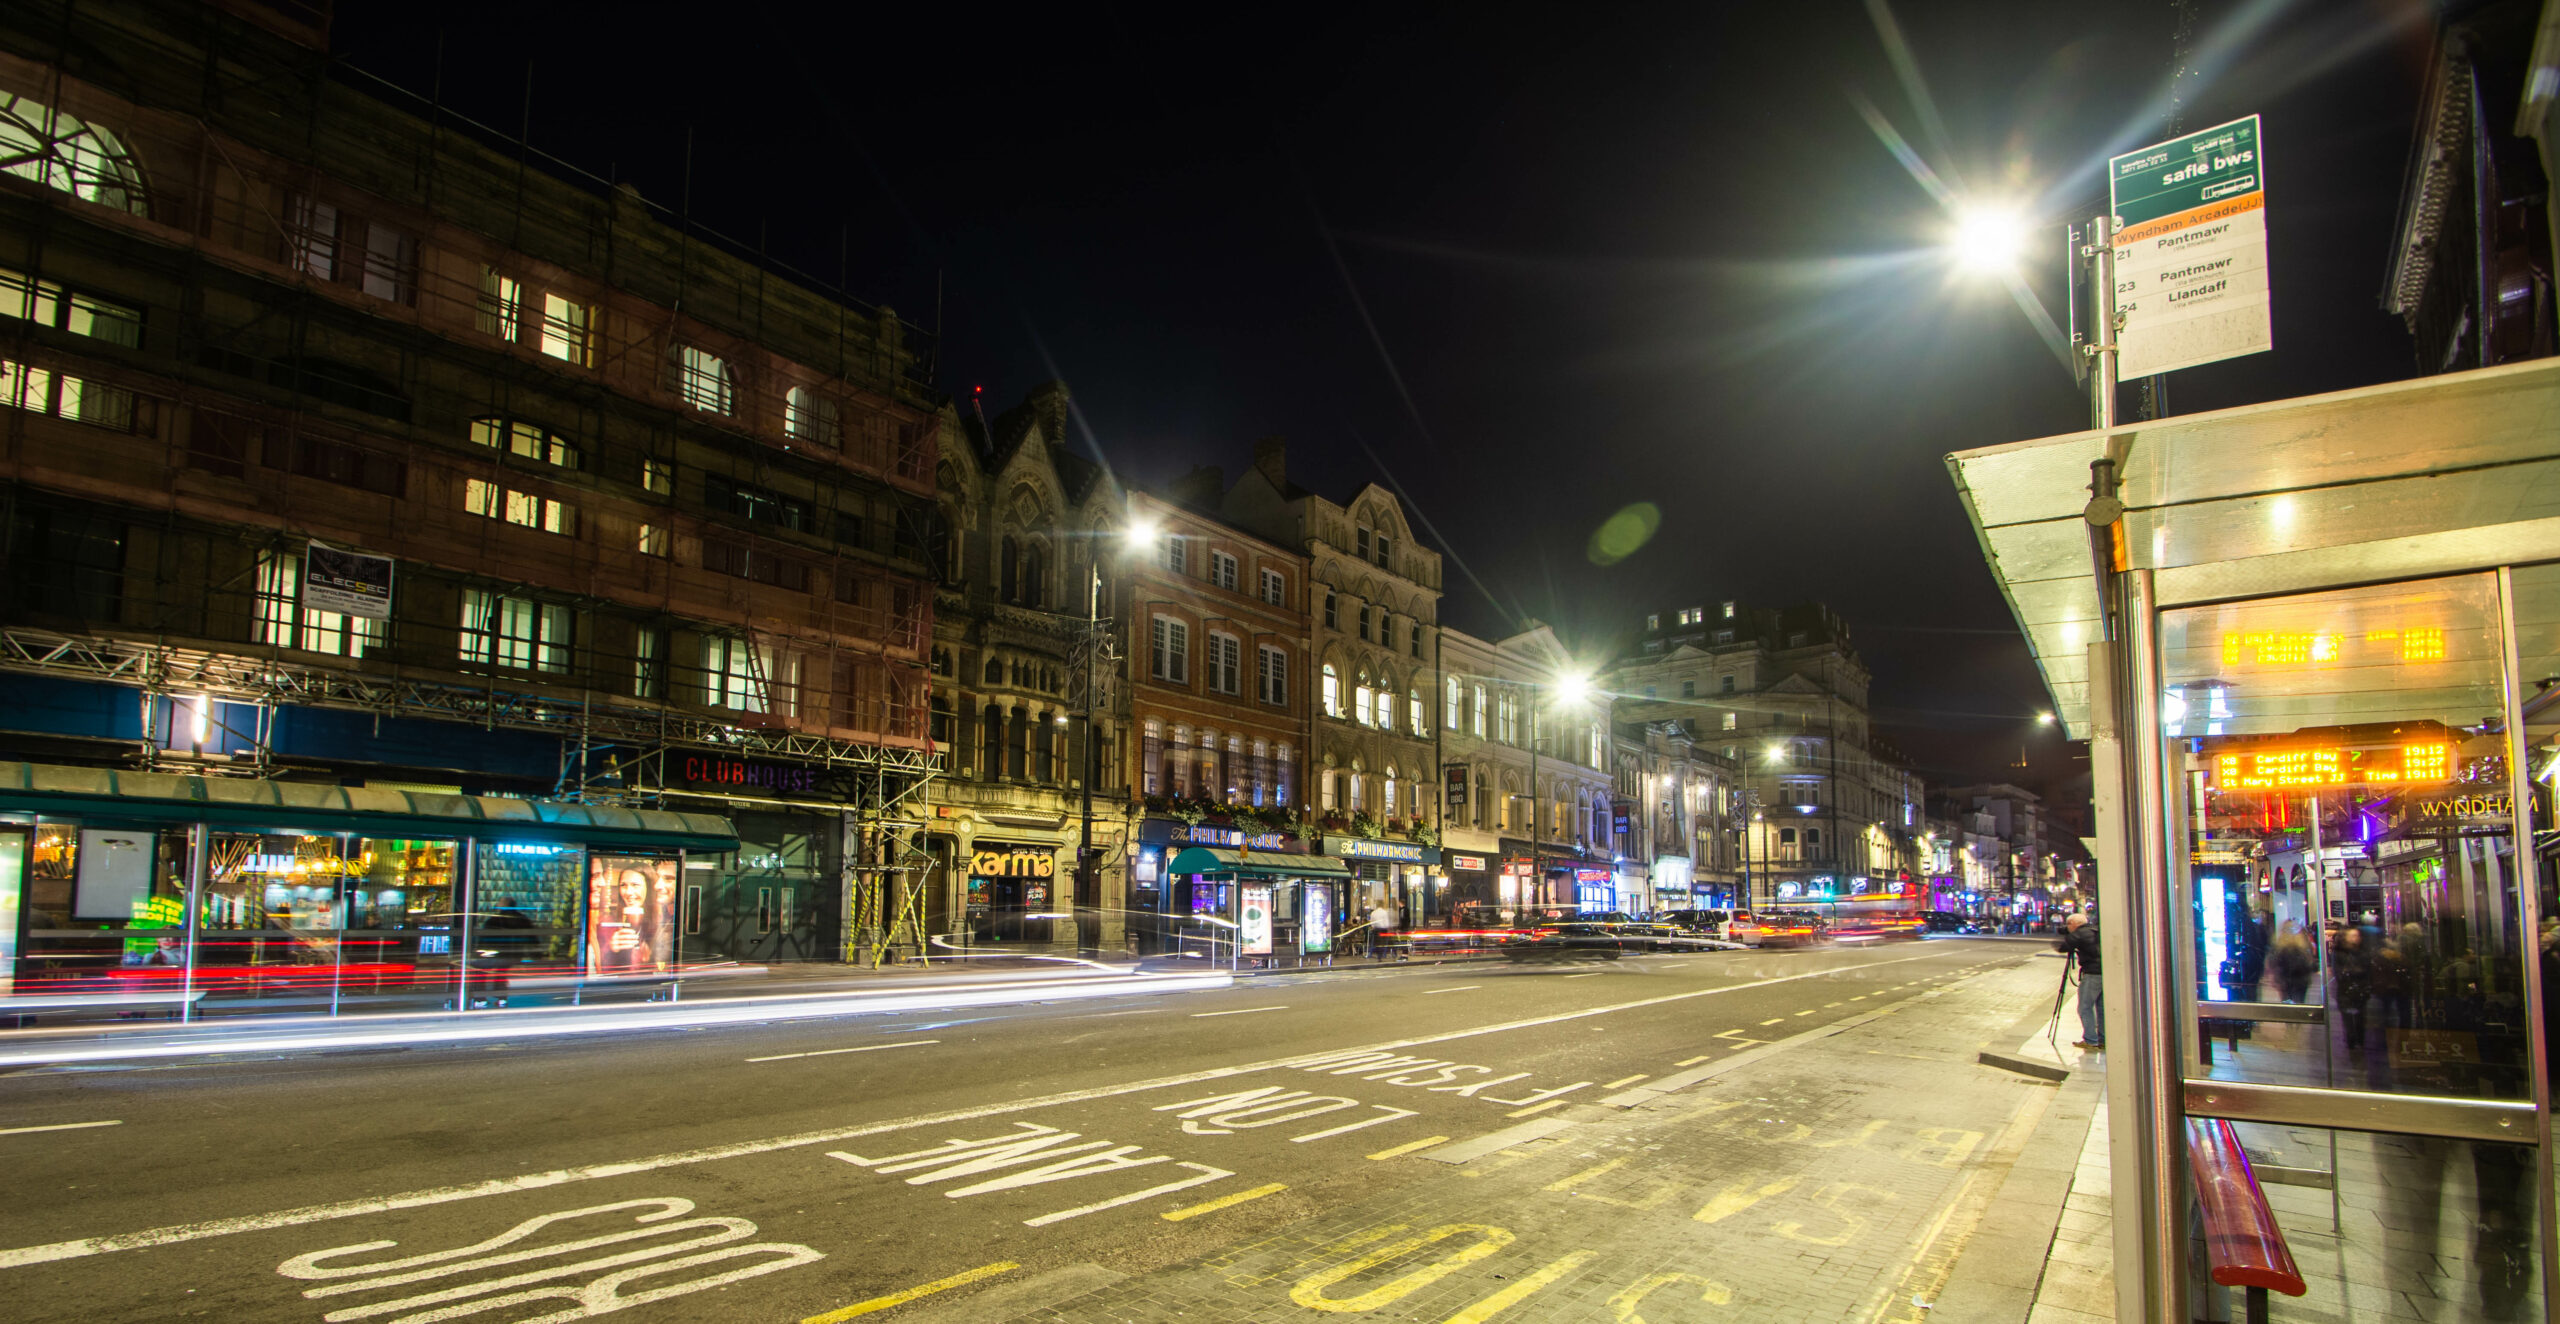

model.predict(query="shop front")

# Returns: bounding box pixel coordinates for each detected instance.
[964,841,1064,945]
[1162,844,1353,968]
[1321,834,1442,935]
[1135,820,1308,957]
[647,754,850,964]
[1951,358,2560,1319]
[0,762,735,1020]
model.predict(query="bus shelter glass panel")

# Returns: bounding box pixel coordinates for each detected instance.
[2161,573,2533,1102]
[2500,560,2560,1314]
[13,824,189,1001]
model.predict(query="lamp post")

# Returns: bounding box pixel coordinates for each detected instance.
[1527,669,1591,913]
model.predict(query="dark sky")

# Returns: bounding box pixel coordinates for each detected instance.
[331,0,2439,797]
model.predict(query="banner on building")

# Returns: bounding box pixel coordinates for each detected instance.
[1444,763,1468,811]
[587,856,677,976]
[1241,884,1274,955]
[303,542,395,620]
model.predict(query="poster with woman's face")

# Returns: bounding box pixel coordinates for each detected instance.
[587,856,677,975]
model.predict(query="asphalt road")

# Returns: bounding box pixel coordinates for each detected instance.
[0,937,2066,1323]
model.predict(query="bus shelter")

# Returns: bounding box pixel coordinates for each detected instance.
[1951,356,2560,1322]
[1164,846,1353,968]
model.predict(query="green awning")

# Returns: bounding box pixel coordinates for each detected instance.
[0,762,738,853]
[1167,846,1353,879]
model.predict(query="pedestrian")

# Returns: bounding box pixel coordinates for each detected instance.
[1367,901,1393,960]
[2054,910,2103,1049]
[2268,920,2315,1003]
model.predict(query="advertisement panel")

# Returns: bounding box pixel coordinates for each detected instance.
[1241,884,1274,955]
[587,856,678,976]
[303,542,395,620]
[1303,885,1333,953]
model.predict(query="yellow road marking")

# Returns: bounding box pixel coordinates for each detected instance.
[1162,1182,1287,1221]
[1506,1099,1566,1118]
[1368,1135,1449,1160]
[1759,1018,1785,1026]
[1676,1054,1710,1066]
[1439,1249,1597,1322]
[1545,1156,1628,1192]
[1694,1176,1801,1224]
[1604,1073,1649,1089]
[1825,1001,1844,1007]
[801,1261,1019,1322]
[1794,1010,1816,1017]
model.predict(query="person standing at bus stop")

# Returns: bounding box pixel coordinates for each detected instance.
[2055,910,2103,1049]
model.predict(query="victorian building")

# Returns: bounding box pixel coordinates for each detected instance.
[1606,599,1922,908]
[1436,622,1613,918]
[1610,720,1743,912]
[1223,440,1445,925]
[924,382,1127,951]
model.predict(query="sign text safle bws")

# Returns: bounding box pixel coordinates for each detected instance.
[2107,114,2271,378]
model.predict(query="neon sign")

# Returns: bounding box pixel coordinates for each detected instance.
[2222,627,2445,667]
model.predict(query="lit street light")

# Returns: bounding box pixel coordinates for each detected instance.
[1949,203,2028,276]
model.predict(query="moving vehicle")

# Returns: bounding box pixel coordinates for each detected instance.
[1661,909,1753,942]
[1747,910,1831,948]
[1499,923,1625,961]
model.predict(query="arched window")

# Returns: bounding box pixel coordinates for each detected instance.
[0,92,147,214]
[1322,663,1342,718]
[983,656,1003,684]
[1383,766,1398,815]
[1408,687,1425,736]
[1354,675,1375,727]
[999,536,1019,602]
[1023,542,1045,609]
[1168,725,1194,796]
[784,386,839,446]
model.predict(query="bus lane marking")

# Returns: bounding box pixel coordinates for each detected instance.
[0,949,1950,1270]
[802,1260,1018,1323]
[1442,1249,1597,1323]
[826,1124,1237,1227]
[275,1197,823,1324]
[1288,1224,1515,1312]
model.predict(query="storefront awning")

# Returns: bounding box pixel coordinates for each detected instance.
[0,762,740,852]
[1167,846,1353,879]
[1947,357,2560,739]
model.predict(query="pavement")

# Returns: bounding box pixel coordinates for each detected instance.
[0,937,2135,1322]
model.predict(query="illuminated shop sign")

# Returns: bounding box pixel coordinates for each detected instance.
[1325,837,1432,863]
[1449,854,1489,871]
[1173,824,1293,850]
[2396,791,2513,826]
[2211,740,2452,791]
[493,842,572,857]
[677,754,822,795]
[1573,867,1612,884]
[970,847,1057,879]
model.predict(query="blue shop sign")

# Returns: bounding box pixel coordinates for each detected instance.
[1322,837,1439,864]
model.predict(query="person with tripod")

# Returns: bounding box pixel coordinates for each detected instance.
[2055,910,2103,1049]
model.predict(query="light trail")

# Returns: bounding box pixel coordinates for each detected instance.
[0,971,1234,1067]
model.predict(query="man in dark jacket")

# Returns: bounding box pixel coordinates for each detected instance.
[2056,911,2103,1048]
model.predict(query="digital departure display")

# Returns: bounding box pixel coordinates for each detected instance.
[2207,725,2455,792]
[2221,627,2445,667]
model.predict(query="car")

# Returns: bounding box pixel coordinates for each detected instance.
[1500,923,1625,961]
[1749,910,1831,948]
[1661,909,1753,943]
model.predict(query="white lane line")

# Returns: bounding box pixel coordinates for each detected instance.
[746,1039,939,1064]
[1089,1009,1164,1017]
[0,947,1943,1270]
[0,1120,121,1137]
[1192,1006,1288,1018]
[1561,973,1602,979]
[1423,986,1480,995]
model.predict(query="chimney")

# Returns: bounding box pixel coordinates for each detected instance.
[1170,464,1225,510]
[1253,436,1287,490]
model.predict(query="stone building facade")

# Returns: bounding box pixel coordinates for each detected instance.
[1436,623,1613,916]
[924,382,1127,950]
[1606,599,1922,908]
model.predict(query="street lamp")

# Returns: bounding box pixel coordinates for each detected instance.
[1950,204,2028,276]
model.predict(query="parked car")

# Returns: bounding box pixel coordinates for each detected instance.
[1500,924,1625,961]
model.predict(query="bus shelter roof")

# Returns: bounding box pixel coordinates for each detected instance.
[1946,357,2560,739]
[1167,846,1354,879]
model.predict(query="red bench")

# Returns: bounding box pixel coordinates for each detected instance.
[2188,1117,2307,1323]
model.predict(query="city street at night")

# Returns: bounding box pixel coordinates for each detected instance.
[0,940,2074,1323]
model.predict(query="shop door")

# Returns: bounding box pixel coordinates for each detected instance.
[2158,571,2546,1319]
[696,815,827,963]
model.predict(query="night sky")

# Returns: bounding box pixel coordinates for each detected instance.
[332,1,2440,799]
